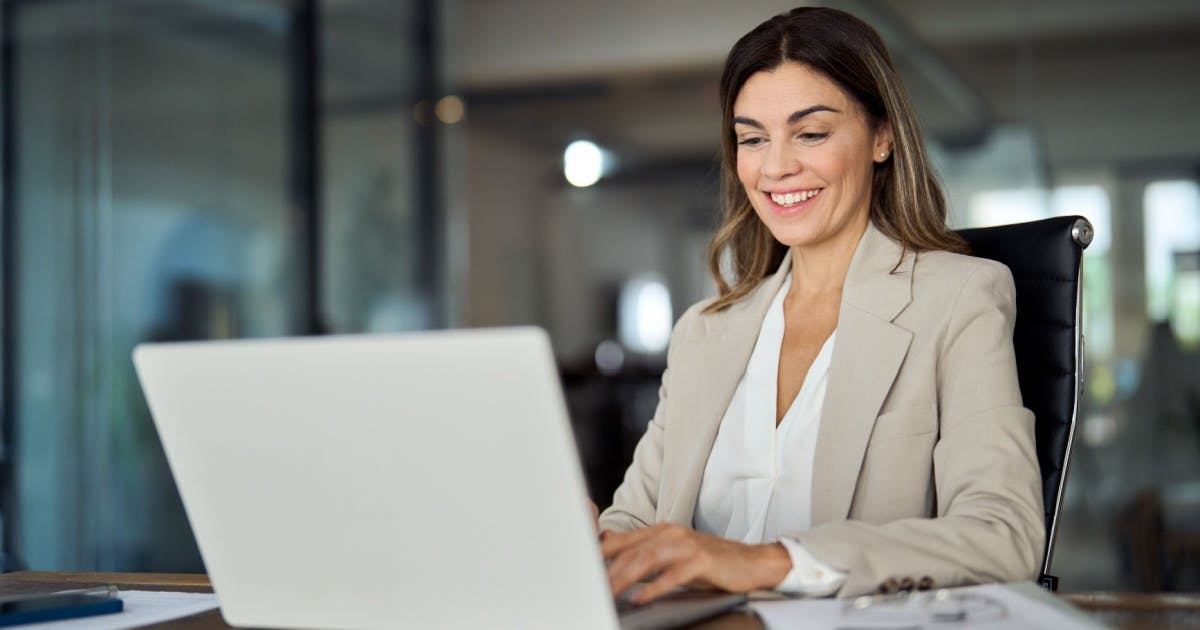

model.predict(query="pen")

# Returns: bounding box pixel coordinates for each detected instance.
[0,584,119,604]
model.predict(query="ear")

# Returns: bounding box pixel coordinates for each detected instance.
[873,120,894,163]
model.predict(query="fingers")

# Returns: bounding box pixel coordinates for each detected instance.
[600,524,661,559]
[603,526,773,601]
[605,524,699,597]
[590,501,600,532]
[632,557,706,604]
[607,534,672,596]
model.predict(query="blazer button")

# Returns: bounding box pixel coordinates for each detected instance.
[878,578,900,594]
[899,577,915,592]
[917,576,934,591]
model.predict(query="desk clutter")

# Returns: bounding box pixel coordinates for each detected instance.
[0,590,216,630]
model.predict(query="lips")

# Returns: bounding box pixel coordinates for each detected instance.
[770,189,821,206]
[764,188,822,214]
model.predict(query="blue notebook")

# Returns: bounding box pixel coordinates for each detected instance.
[0,591,124,627]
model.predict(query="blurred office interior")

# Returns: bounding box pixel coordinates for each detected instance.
[1,0,1199,593]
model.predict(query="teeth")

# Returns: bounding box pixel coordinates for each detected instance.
[770,189,820,206]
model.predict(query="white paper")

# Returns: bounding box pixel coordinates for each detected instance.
[18,590,220,630]
[748,582,1106,630]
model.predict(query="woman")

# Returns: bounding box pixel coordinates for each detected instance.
[597,7,1044,601]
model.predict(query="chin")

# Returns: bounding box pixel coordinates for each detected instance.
[759,221,823,249]
[755,206,868,252]
[772,233,822,249]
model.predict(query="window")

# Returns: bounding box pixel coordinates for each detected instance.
[1143,181,1200,329]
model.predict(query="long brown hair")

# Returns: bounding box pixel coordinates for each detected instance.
[704,7,967,313]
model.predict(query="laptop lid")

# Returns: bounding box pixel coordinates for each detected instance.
[134,328,619,630]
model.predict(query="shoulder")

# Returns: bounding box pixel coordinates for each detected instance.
[897,249,1018,337]
[677,297,715,327]
[672,298,705,343]
[669,296,720,347]
[671,272,780,345]
[912,249,1016,305]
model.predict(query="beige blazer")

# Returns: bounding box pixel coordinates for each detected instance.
[599,222,1045,597]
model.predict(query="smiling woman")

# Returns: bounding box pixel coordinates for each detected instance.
[598,6,1044,603]
[707,7,969,314]
[732,63,889,256]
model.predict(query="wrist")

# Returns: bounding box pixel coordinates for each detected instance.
[752,542,793,589]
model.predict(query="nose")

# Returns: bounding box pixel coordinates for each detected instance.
[760,139,800,181]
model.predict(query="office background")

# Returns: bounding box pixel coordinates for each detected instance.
[1,0,1198,593]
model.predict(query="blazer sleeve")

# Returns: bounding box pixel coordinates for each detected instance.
[597,381,664,532]
[786,262,1046,597]
[598,303,700,532]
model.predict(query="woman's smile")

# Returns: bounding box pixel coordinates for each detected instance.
[764,188,824,216]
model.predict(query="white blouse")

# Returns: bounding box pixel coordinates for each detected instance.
[693,275,846,595]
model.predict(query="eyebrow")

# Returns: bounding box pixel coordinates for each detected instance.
[732,105,841,129]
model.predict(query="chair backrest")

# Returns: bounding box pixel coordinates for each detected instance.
[956,215,1093,590]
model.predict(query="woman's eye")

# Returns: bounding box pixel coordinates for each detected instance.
[737,137,766,147]
[798,132,829,142]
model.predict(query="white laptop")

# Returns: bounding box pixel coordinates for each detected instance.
[133,327,745,630]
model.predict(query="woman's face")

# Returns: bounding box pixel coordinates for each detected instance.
[733,61,891,250]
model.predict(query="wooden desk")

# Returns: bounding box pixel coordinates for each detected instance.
[4,572,1199,629]
[1062,591,1200,630]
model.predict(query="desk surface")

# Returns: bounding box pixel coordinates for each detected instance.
[3,572,1198,629]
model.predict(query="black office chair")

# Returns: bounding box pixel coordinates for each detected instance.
[956,215,1093,592]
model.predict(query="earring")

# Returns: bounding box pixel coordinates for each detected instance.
[879,151,887,158]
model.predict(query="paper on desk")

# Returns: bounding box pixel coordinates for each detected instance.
[18,590,219,630]
[749,582,1106,630]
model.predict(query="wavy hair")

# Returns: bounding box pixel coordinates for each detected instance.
[704,7,967,313]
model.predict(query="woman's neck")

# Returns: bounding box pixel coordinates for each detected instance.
[787,216,869,299]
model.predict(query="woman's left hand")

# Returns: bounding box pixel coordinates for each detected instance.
[600,523,792,604]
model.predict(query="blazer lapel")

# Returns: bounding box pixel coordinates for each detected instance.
[661,256,791,525]
[811,224,915,525]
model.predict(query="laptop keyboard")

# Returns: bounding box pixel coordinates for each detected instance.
[615,596,644,614]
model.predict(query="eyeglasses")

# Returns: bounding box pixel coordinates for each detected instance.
[839,589,1007,628]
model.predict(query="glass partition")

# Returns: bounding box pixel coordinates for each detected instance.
[9,0,299,571]
[1,0,440,572]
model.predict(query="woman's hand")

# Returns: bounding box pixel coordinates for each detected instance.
[600,523,792,604]
[590,500,600,532]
